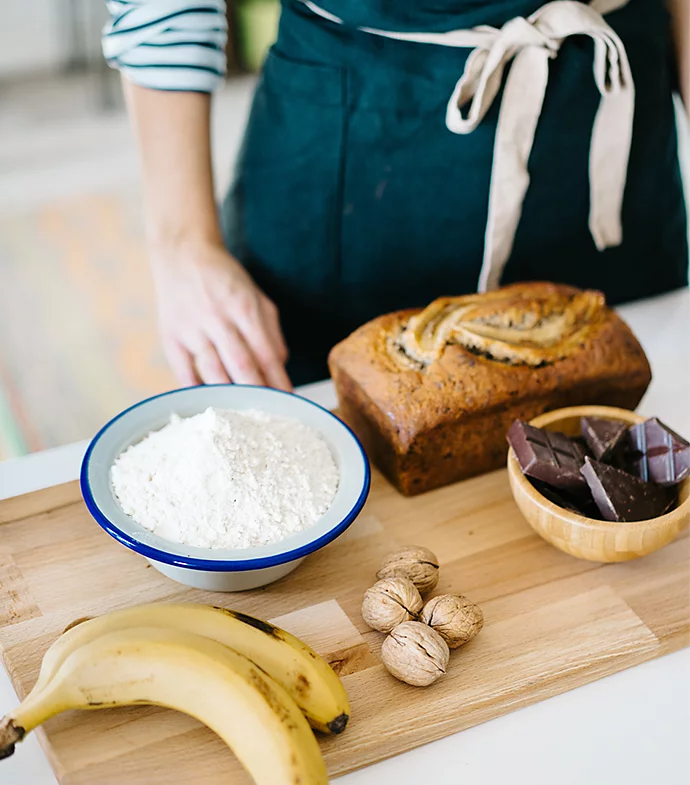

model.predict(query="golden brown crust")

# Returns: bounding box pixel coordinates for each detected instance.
[328,282,652,496]
[399,285,606,366]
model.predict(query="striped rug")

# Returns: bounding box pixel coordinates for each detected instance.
[0,189,175,461]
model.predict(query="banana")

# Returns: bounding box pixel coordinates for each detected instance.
[29,603,349,734]
[0,627,328,785]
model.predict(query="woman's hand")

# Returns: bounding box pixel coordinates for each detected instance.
[151,240,291,390]
[117,85,289,389]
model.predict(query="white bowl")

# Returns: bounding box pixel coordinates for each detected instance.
[81,385,370,591]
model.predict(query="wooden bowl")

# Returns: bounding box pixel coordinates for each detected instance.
[507,405,690,562]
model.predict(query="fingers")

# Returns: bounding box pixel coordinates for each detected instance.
[207,321,267,386]
[248,302,292,391]
[191,339,231,385]
[185,312,290,389]
[261,297,289,365]
[259,347,293,392]
[232,295,292,392]
[163,339,201,388]
[260,299,292,392]
[156,249,292,389]
[261,355,293,392]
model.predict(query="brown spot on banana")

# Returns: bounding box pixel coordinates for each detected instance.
[213,607,280,638]
[246,671,298,732]
[294,673,311,698]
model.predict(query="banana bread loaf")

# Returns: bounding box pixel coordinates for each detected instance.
[328,282,652,496]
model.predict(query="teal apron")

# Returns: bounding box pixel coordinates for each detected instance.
[221,0,688,385]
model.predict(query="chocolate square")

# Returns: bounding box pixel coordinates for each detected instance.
[508,420,588,493]
[580,457,677,522]
[529,478,601,519]
[580,417,628,461]
[627,418,690,487]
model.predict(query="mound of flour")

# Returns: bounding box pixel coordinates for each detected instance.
[110,407,339,549]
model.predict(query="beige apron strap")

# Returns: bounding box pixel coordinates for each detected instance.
[298,0,634,292]
[456,1,635,290]
[590,0,630,13]
[300,1,494,47]
[475,39,554,291]
[587,20,635,250]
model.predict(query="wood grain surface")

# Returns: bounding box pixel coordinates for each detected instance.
[0,469,688,784]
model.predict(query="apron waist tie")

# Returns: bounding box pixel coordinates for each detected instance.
[300,0,635,292]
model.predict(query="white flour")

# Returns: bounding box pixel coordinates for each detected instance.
[110,407,339,549]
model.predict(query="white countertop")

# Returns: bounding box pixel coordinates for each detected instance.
[1,290,689,785]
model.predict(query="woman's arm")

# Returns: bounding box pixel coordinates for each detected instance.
[124,82,290,390]
[103,1,290,389]
[124,85,221,250]
[669,0,689,111]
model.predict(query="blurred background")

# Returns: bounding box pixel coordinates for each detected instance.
[0,1,279,460]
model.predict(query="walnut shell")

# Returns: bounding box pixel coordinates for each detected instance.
[376,545,440,594]
[380,621,450,686]
[419,594,484,649]
[361,576,423,633]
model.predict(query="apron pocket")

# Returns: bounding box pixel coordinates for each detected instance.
[239,47,347,302]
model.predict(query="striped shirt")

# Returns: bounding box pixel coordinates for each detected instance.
[102,1,228,92]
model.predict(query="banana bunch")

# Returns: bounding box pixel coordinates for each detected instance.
[0,603,351,784]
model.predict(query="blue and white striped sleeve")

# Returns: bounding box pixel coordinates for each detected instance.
[102,1,228,92]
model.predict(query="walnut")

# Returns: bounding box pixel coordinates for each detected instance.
[361,576,423,633]
[376,545,439,595]
[380,621,450,686]
[419,594,484,649]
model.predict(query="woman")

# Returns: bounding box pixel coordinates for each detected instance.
[103,0,689,389]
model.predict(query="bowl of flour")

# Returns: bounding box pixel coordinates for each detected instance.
[80,385,370,591]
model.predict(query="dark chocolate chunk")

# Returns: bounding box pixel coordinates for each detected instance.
[627,418,690,487]
[580,417,628,461]
[607,442,638,474]
[580,457,677,522]
[529,479,601,519]
[571,436,591,452]
[507,420,588,492]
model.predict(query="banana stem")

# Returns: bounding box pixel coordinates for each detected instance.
[0,716,25,759]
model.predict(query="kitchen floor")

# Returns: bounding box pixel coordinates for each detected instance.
[0,72,257,460]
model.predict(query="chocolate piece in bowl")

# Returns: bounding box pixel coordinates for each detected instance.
[627,418,690,486]
[580,416,628,461]
[507,420,588,493]
[529,479,601,519]
[580,457,677,523]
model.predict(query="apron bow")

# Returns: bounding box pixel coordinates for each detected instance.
[300,0,635,291]
[445,0,634,290]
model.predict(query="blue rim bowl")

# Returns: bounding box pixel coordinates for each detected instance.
[80,385,370,573]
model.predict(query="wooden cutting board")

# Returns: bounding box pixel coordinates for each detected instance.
[0,469,688,784]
